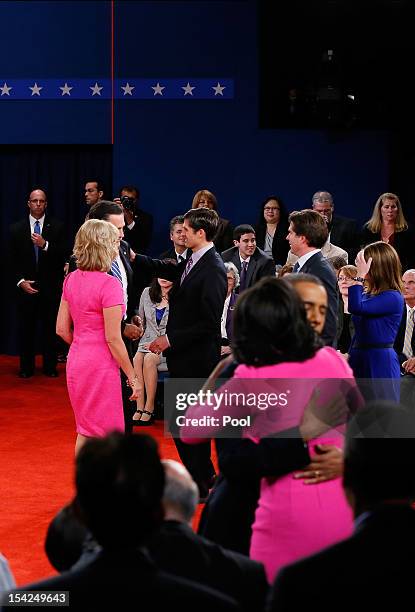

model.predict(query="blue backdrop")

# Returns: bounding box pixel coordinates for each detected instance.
[1,0,392,353]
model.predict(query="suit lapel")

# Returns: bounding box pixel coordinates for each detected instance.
[245,251,259,287]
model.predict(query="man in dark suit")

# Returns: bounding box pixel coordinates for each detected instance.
[139,208,227,498]
[159,215,190,262]
[287,209,338,346]
[85,201,142,433]
[9,189,65,377]
[267,401,415,611]
[148,459,268,612]
[312,191,360,262]
[6,434,237,612]
[115,184,153,254]
[221,224,275,292]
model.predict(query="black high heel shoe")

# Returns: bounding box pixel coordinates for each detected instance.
[136,409,155,426]
[132,410,143,426]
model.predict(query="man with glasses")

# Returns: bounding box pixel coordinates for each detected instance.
[9,189,65,377]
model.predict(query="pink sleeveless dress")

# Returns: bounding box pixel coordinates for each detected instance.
[63,270,125,437]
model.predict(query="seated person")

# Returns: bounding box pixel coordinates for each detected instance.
[221,263,239,357]
[133,278,172,425]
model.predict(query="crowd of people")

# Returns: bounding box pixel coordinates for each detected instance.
[3,184,415,607]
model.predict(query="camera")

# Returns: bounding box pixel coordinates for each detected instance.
[120,195,136,213]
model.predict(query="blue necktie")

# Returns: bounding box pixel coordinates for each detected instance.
[33,220,41,263]
[293,261,300,273]
[111,259,123,285]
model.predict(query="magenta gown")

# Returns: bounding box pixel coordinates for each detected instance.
[181,347,359,583]
[62,270,126,437]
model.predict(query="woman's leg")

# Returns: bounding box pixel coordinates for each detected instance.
[132,351,145,420]
[141,352,161,421]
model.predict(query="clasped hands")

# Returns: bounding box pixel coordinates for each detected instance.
[147,335,169,355]
[31,233,46,249]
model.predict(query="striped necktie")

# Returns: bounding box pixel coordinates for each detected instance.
[111,259,123,285]
[33,220,41,263]
[403,308,415,359]
[180,255,193,285]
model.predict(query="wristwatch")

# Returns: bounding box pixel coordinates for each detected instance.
[353,276,365,282]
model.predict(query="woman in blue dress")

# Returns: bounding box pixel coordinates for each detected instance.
[348,241,404,400]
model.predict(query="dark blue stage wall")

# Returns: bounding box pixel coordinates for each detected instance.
[1,1,388,251]
[1,1,389,354]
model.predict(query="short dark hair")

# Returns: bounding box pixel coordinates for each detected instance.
[76,433,164,550]
[85,180,105,193]
[44,501,90,572]
[328,255,348,271]
[183,208,219,242]
[169,215,185,233]
[284,272,325,288]
[344,402,415,509]
[120,185,140,200]
[232,277,320,366]
[288,209,328,248]
[233,224,256,242]
[87,200,123,221]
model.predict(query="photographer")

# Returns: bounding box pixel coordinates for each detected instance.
[115,185,153,254]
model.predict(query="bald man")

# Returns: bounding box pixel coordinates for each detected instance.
[147,460,268,612]
[9,189,65,377]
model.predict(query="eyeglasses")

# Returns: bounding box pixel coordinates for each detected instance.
[30,199,46,204]
[264,207,280,212]
[338,276,353,282]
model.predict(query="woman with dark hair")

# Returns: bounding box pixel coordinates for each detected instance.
[255,196,289,265]
[361,192,412,270]
[181,277,359,582]
[192,189,233,253]
[348,242,404,398]
[132,277,172,425]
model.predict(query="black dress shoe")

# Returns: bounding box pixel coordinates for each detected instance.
[18,370,34,378]
[43,370,58,377]
[136,410,155,426]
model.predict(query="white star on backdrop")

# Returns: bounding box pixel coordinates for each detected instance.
[90,82,103,96]
[182,82,195,96]
[60,83,73,96]
[121,82,134,96]
[212,82,225,96]
[29,82,43,96]
[152,82,165,96]
[0,82,12,96]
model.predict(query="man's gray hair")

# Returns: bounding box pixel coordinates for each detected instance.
[162,460,198,522]
[312,191,333,205]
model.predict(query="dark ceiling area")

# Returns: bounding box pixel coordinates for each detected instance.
[259,0,413,131]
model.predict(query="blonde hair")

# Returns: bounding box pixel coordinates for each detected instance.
[191,189,218,211]
[73,219,119,272]
[366,193,408,234]
[337,265,357,280]
[363,241,403,295]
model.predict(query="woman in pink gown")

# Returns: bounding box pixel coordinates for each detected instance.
[56,220,139,454]
[181,278,362,582]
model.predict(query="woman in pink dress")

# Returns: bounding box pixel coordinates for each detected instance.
[56,220,139,455]
[181,278,362,582]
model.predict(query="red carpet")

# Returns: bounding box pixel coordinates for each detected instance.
[0,355,205,586]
